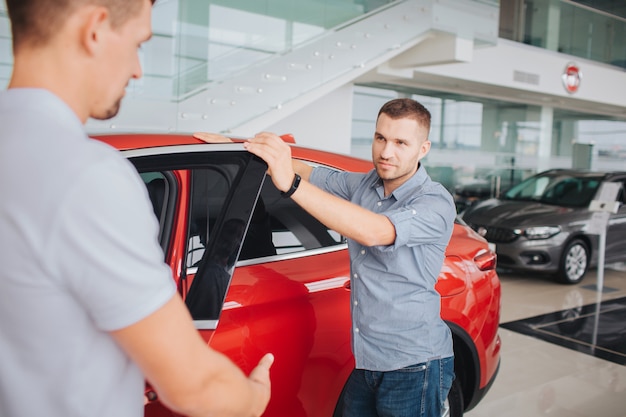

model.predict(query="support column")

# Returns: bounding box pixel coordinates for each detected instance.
[537,106,554,172]
[545,0,561,52]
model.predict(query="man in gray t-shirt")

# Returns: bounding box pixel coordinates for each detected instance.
[0,1,272,416]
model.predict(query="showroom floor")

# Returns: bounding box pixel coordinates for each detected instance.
[465,263,626,417]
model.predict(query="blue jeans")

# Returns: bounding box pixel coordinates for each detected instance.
[342,357,454,417]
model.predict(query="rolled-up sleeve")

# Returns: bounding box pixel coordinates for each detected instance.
[385,190,455,249]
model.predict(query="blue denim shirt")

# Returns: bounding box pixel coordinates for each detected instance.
[309,164,456,371]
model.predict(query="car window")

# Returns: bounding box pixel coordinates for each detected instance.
[140,171,176,256]
[131,149,267,323]
[186,167,234,268]
[508,176,550,199]
[184,160,266,321]
[504,173,602,207]
[141,167,249,267]
[239,168,345,262]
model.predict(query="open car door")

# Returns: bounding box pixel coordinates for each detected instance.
[125,144,267,415]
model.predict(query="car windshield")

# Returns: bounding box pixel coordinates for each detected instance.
[502,172,603,207]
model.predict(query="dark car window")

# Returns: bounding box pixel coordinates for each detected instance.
[184,159,266,321]
[140,171,177,255]
[239,169,345,262]
[504,173,602,207]
[131,150,267,323]
[185,167,234,268]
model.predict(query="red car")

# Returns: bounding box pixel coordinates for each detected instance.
[94,133,501,417]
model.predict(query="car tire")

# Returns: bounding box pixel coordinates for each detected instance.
[556,239,589,284]
[333,376,465,417]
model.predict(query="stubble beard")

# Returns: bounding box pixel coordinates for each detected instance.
[376,161,418,184]
[375,162,399,182]
[92,97,123,121]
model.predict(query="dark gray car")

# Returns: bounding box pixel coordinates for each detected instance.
[460,169,626,284]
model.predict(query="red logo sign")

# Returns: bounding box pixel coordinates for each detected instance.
[562,63,582,94]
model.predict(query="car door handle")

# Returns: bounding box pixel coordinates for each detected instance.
[344,280,351,290]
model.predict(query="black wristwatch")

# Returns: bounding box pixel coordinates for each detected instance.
[281,173,301,198]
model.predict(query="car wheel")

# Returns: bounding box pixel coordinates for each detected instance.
[556,239,589,284]
[444,377,464,417]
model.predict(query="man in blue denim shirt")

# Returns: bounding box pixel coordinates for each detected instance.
[198,98,456,417]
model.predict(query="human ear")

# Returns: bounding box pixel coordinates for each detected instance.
[419,140,431,159]
[79,6,110,56]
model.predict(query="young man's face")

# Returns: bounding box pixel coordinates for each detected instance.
[371,113,431,191]
[90,0,152,120]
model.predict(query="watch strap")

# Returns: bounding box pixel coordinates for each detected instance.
[281,173,301,198]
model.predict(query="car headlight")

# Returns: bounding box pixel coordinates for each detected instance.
[515,226,561,240]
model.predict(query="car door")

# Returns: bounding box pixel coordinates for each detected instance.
[606,177,626,262]
[208,164,355,417]
[125,144,267,416]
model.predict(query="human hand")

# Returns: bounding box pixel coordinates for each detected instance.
[193,132,233,143]
[248,353,274,416]
[244,132,296,193]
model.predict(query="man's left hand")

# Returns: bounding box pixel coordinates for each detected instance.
[193,132,233,143]
[244,132,296,193]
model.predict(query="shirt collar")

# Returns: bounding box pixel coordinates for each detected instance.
[370,163,429,200]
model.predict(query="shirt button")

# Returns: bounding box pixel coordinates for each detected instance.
[360,249,365,255]
[355,327,360,333]
[353,273,358,279]
[354,300,358,306]
[377,201,382,206]
[412,209,416,215]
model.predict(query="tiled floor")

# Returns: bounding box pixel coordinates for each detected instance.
[465,263,626,417]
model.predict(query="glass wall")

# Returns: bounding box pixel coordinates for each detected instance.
[172,0,395,99]
[0,0,394,94]
[352,85,626,210]
[499,0,626,69]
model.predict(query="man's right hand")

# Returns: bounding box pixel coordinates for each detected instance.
[111,295,275,417]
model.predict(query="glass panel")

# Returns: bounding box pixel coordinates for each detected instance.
[140,171,174,252]
[350,85,626,211]
[504,172,602,207]
[499,0,626,69]
[185,156,267,321]
[352,85,543,156]
[240,171,344,260]
[186,168,232,269]
[574,119,626,160]
[131,150,266,321]
[132,0,396,101]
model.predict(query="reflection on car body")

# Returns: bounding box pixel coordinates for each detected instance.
[461,169,626,284]
[94,133,502,417]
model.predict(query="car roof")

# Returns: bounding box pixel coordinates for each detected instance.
[537,168,626,179]
[91,133,374,172]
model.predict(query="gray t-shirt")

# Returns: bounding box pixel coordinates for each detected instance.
[310,164,456,371]
[0,89,176,416]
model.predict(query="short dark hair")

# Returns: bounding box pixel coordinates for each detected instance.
[6,0,156,49]
[377,98,431,131]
